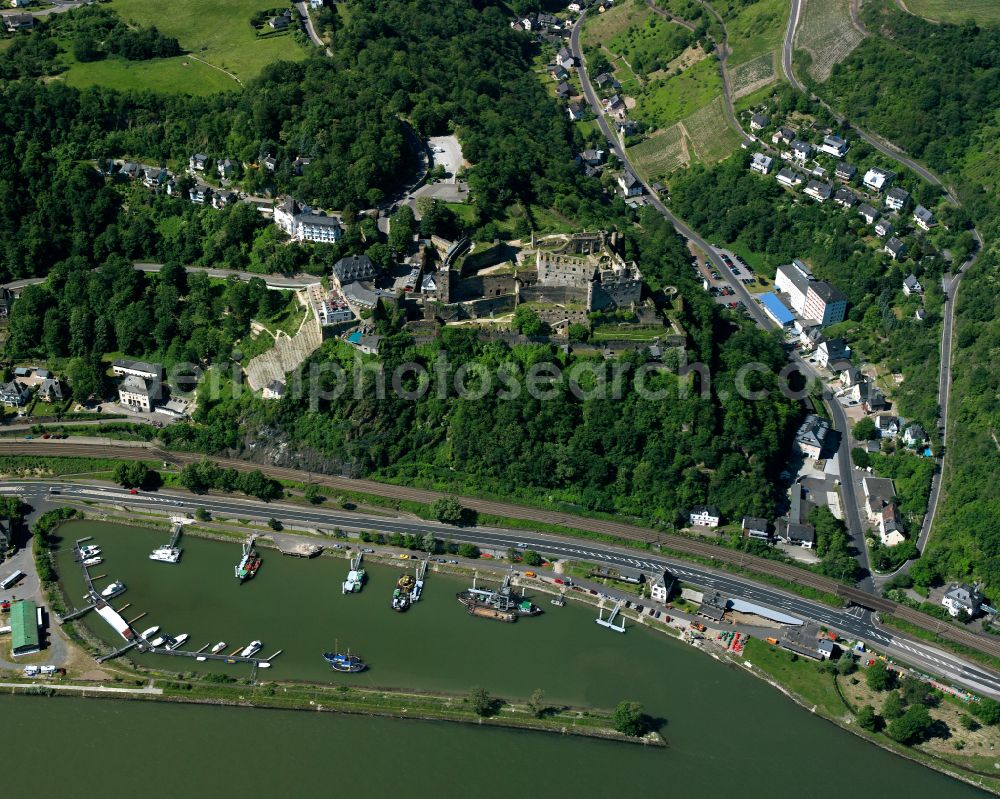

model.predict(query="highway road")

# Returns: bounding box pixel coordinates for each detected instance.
[570,15,872,583]
[5,479,998,697]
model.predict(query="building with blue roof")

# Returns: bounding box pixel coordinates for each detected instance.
[759,292,795,327]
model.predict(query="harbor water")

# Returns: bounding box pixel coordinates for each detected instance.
[4,519,985,798]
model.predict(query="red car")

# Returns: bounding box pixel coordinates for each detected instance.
[129,488,139,495]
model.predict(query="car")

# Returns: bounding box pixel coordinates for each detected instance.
[447,559,459,564]
[24,435,33,440]
[42,433,51,439]
[361,548,375,554]
[330,543,344,549]
[435,557,447,563]
[517,542,528,548]
[129,488,139,495]
[524,571,537,578]
[553,578,565,585]
[399,553,410,559]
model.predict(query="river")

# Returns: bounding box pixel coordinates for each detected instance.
[2,520,984,797]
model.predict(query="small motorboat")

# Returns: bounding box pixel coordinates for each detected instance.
[100,581,126,599]
[239,640,262,658]
[258,662,271,669]
[169,634,189,650]
[196,656,207,662]
[139,626,159,640]
[149,635,166,647]
[79,545,101,558]
[210,641,227,654]
[83,557,102,567]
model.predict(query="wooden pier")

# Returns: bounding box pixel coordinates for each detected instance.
[96,639,140,663]
[144,645,279,667]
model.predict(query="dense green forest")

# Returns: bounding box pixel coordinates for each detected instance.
[816,2,1000,593]
[161,210,801,527]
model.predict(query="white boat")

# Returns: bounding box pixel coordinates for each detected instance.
[100,580,126,599]
[149,636,166,647]
[140,625,159,640]
[239,640,262,658]
[169,634,189,650]
[149,546,181,564]
[196,656,207,662]
[83,557,102,567]
[258,662,271,669]
[210,641,226,654]
[79,545,101,558]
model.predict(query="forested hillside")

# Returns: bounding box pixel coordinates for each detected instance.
[817,2,1000,592]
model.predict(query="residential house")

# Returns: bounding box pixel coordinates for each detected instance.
[835,162,857,183]
[818,134,849,157]
[857,203,878,225]
[864,386,889,414]
[537,12,559,28]
[742,517,770,542]
[618,170,643,197]
[649,570,677,604]
[332,254,377,288]
[348,333,383,356]
[309,0,323,8]
[262,154,278,172]
[838,364,864,389]
[118,374,161,413]
[776,167,803,188]
[790,139,813,163]
[604,94,623,112]
[750,113,769,131]
[885,186,910,212]
[0,381,30,407]
[143,167,169,189]
[578,149,605,166]
[874,218,894,238]
[188,184,211,204]
[750,152,773,175]
[696,592,728,622]
[817,639,838,660]
[863,167,894,192]
[874,415,899,438]
[274,198,343,244]
[119,162,142,180]
[4,13,35,31]
[615,119,637,137]
[548,64,569,82]
[217,159,238,179]
[594,72,618,89]
[292,156,312,175]
[804,180,832,202]
[942,584,982,618]
[903,423,927,448]
[268,10,292,29]
[862,476,896,525]
[775,520,816,548]
[189,153,209,172]
[771,126,795,146]
[689,505,721,528]
[884,237,907,260]
[567,102,584,122]
[913,205,935,230]
[915,308,927,322]
[37,378,63,403]
[902,274,923,296]
[799,324,823,350]
[211,191,237,210]
[815,337,851,368]
[879,502,906,547]
[795,414,831,459]
[834,187,857,208]
[555,82,572,99]
[0,287,13,318]
[262,380,286,400]
[556,47,575,69]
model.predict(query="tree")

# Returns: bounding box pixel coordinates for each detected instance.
[66,357,103,402]
[469,686,495,717]
[972,697,1000,725]
[522,550,543,567]
[528,688,546,719]
[388,205,415,253]
[853,417,878,441]
[959,714,980,731]
[194,507,211,522]
[850,447,870,469]
[267,518,283,531]
[433,496,464,525]
[836,653,856,676]
[303,484,325,505]
[114,461,150,489]
[512,306,544,337]
[882,691,905,720]
[857,704,882,732]
[457,542,480,559]
[887,704,933,745]
[612,701,648,737]
[420,532,437,553]
[866,661,897,692]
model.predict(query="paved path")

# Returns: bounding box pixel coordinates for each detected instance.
[0,681,162,694]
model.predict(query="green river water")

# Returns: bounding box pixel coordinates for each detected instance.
[2,520,984,797]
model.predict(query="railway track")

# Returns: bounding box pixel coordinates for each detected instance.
[4,440,1000,662]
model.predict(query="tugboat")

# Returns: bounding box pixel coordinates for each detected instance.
[234,536,261,583]
[456,569,542,622]
[392,574,414,611]
[323,649,366,673]
[100,580,126,600]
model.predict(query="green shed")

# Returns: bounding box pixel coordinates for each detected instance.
[10,599,40,656]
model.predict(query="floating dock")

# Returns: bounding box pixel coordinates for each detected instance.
[596,599,626,633]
